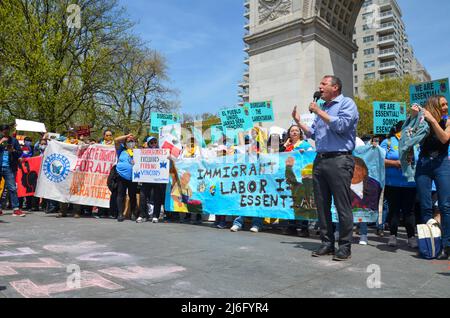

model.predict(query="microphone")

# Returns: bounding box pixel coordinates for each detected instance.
[313,91,321,102]
[311,91,322,113]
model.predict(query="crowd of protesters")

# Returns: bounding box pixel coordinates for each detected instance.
[0,87,448,260]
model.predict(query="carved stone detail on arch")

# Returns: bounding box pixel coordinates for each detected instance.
[258,0,292,24]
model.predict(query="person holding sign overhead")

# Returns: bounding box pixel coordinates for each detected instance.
[412,95,450,260]
[114,134,138,222]
[292,75,359,261]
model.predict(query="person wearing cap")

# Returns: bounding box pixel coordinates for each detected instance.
[114,133,138,222]
[136,136,166,224]
[0,124,25,217]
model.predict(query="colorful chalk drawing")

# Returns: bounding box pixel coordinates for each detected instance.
[99,265,186,280]
[0,239,18,246]
[0,240,186,297]
[43,241,106,253]
[0,258,64,276]
[10,271,123,298]
[0,247,38,258]
[76,252,132,262]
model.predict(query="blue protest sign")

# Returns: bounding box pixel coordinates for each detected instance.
[150,113,181,134]
[246,101,275,123]
[409,78,449,107]
[373,101,407,135]
[219,106,254,131]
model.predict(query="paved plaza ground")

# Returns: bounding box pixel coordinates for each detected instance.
[0,210,449,298]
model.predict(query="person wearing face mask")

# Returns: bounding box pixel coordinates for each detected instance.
[114,134,138,222]
[136,136,166,223]
[37,139,48,156]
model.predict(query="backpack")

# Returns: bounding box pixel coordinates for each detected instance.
[417,219,442,259]
[107,165,119,192]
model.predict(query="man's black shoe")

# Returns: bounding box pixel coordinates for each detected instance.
[312,245,335,257]
[436,247,449,260]
[117,216,125,222]
[333,247,352,261]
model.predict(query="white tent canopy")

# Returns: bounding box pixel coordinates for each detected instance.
[15,119,47,133]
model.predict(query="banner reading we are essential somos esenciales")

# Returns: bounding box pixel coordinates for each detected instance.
[35,141,117,208]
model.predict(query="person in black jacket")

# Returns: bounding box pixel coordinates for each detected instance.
[0,124,25,216]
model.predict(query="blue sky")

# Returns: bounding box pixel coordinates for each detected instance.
[119,0,450,116]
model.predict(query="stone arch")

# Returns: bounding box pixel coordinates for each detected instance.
[315,0,364,39]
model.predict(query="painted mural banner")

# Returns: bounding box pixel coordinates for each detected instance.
[16,156,42,198]
[373,101,407,135]
[132,149,170,184]
[246,101,275,123]
[165,146,385,223]
[409,78,449,107]
[150,113,182,134]
[35,141,117,208]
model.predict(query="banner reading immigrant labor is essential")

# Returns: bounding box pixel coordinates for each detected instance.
[132,149,170,183]
[409,78,449,107]
[16,156,42,197]
[165,149,384,223]
[246,101,275,123]
[373,101,407,135]
[150,112,182,134]
[35,141,117,208]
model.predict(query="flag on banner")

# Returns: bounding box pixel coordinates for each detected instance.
[34,141,117,208]
[16,156,42,197]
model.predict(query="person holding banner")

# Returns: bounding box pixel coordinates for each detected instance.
[0,124,25,217]
[114,134,138,222]
[101,130,115,147]
[412,96,450,260]
[136,136,166,224]
[282,125,314,237]
[380,121,418,248]
[293,75,359,261]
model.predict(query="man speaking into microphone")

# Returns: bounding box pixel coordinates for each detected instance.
[292,75,359,261]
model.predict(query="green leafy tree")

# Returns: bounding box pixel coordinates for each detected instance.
[355,75,419,136]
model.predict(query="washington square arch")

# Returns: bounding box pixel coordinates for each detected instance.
[243,0,365,129]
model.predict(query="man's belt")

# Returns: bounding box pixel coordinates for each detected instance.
[316,151,352,158]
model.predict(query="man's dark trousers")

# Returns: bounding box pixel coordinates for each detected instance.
[313,154,355,249]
